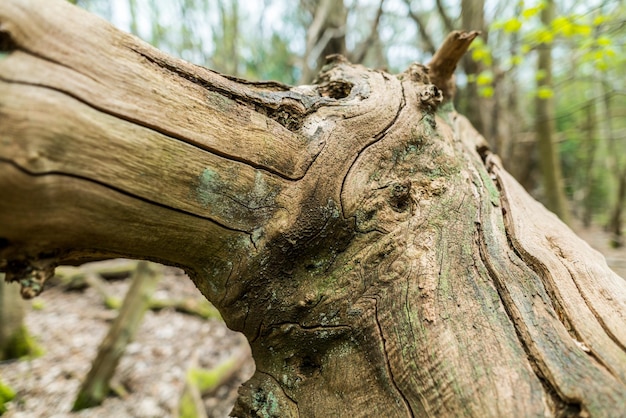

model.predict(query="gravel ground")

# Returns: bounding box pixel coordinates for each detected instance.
[0,264,254,418]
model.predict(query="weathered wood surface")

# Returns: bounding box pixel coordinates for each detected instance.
[1,0,625,416]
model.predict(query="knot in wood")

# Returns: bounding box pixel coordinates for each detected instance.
[0,29,17,52]
[318,80,354,99]
[402,63,431,84]
[3,258,56,299]
[389,182,412,213]
[417,85,443,110]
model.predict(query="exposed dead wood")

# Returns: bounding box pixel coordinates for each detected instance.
[428,30,480,101]
[1,1,625,416]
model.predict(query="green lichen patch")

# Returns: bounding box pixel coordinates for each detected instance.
[252,388,280,418]
[436,101,456,124]
[195,168,219,208]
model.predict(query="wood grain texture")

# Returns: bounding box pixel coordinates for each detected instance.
[1,1,626,416]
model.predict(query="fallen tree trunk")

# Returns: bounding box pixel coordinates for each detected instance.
[1,1,625,416]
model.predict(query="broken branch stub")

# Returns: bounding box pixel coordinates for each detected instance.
[428,30,480,101]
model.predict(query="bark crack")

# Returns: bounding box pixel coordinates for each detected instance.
[0,158,255,238]
[256,371,301,417]
[560,261,626,355]
[0,76,301,181]
[464,155,583,414]
[369,296,415,418]
[475,197,595,415]
[339,82,407,221]
[490,166,626,383]
[475,222,582,416]
[130,46,333,132]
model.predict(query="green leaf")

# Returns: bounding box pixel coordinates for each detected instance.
[522,5,544,20]
[596,36,612,47]
[510,55,523,66]
[476,71,494,86]
[572,23,592,36]
[471,48,492,66]
[593,15,609,26]
[596,60,609,71]
[552,16,573,36]
[479,86,494,98]
[530,27,554,44]
[31,300,45,310]
[535,69,547,81]
[537,86,554,99]
[503,18,523,33]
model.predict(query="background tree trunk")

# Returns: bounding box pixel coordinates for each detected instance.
[535,0,571,224]
[458,0,488,138]
[581,100,599,227]
[299,0,347,84]
[1,1,625,416]
[0,279,26,360]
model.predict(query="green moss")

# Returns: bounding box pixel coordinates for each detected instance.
[187,356,237,392]
[178,388,198,418]
[104,296,122,310]
[0,380,15,414]
[72,388,105,411]
[2,325,43,360]
[478,168,500,207]
[30,300,45,311]
[206,91,236,113]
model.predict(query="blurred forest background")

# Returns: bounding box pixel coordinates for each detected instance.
[74,0,626,246]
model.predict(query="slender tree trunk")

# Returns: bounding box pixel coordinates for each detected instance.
[535,0,570,224]
[458,0,490,146]
[608,168,626,247]
[0,278,25,360]
[1,2,625,416]
[299,0,347,83]
[602,74,624,246]
[73,262,161,410]
[581,100,599,227]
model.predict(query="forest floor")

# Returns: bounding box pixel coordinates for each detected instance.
[0,223,624,418]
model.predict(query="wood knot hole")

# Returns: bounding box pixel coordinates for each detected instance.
[0,29,17,53]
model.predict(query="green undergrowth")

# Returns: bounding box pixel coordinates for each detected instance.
[1,325,44,361]
[0,380,15,415]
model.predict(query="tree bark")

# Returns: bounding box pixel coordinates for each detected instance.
[1,1,626,417]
